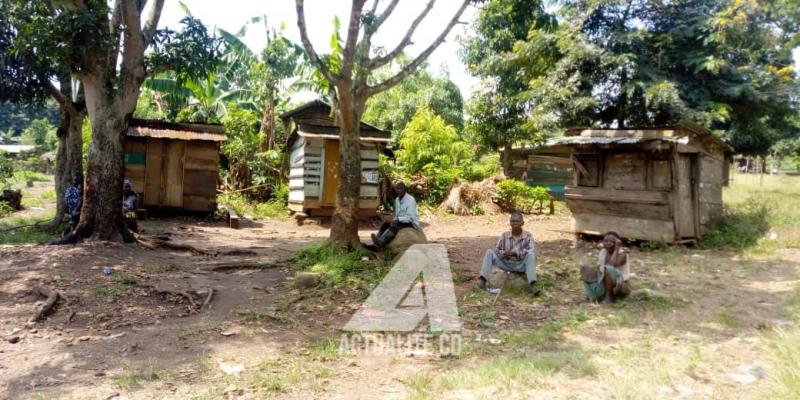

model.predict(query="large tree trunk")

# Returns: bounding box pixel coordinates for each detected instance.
[70,77,134,243]
[501,144,514,177]
[54,107,85,224]
[329,89,364,248]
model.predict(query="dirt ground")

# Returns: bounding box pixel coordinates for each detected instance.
[1,198,798,399]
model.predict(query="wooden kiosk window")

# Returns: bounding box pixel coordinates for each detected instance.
[575,155,600,187]
[648,159,672,191]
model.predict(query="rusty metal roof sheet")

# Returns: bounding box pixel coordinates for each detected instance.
[546,135,689,146]
[127,126,227,141]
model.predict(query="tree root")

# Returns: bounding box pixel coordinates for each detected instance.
[201,288,214,309]
[137,236,212,255]
[29,286,61,323]
[198,259,280,272]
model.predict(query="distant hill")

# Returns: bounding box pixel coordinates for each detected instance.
[0,102,60,136]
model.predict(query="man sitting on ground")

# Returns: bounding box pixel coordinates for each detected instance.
[581,231,631,304]
[477,211,540,296]
[371,182,419,249]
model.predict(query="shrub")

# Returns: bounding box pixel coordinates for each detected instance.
[462,154,500,182]
[396,107,471,174]
[0,152,13,188]
[496,179,551,213]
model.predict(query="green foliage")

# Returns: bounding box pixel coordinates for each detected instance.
[20,118,57,150]
[288,242,390,290]
[462,154,501,182]
[363,68,464,135]
[496,180,551,213]
[699,201,771,250]
[12,169,48,183]
[510,0,800,155]
[0,200,13,217]
[0,102,59,137]
[133,89,166,120]
[460,0,555,153]
[0,151,13,187]
[397,108,470,174]
[221,108,284,198]
[218,192,288,220]
[0,212,59,245]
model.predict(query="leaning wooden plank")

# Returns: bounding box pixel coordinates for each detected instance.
[229,209,240,229]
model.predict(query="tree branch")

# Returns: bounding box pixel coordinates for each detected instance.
[365,0,436,69]
[340,0,367,77]
[295,0,338,83]
[45,81,70,110]
[359,0,400,65]
[365,0,470,97]
[142,0,165,44]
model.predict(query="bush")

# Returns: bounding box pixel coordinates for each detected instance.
[397,107,471,174]
[219,192,288,220]
[462,154,501,182]
[698,199,771,250]
[0,152,13,187]
[496,179,551,213]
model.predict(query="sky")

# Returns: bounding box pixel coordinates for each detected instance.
[158,0,481,101]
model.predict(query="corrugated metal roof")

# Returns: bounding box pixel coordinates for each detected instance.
[127,126,227,142]
[297,131,392,143]
[546,135,689,146]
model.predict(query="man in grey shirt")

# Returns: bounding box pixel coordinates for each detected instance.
[371,182,419,249]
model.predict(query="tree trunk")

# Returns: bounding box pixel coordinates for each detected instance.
[329,89,364,248]
[71,92,133,243]
[501,144,514,177]
[54,107,85,224]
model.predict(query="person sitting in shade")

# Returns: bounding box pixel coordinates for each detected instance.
[581,231,631,304]
[371,182,419,249]
[477,211,540,296]
[64,172,84,234]
[122,179,140,232]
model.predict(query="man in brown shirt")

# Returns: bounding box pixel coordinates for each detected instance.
[477,211,540,295]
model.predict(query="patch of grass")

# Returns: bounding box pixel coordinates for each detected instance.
[114,273,138,285]
[288,242,391,289]
[91,285,125,300]
[0,212,60,244]
[218,193,289,220]
[306,337,342,361]
[406,351,597,399]
[143,263,180,274]
[115,359,160,390]
[41,190,56,200]
[21,196,44,207]
[0,201,13,218]
[762,327,800,399]
[700,175,800,253]
[501,309,589,351]
[12,169,49,183]
[713,311,741,328]
[613,292,687,311]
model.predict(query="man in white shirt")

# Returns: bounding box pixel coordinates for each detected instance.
[371,182,419,249]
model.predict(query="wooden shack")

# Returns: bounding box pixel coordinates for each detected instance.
[507,147,573,200]
[281,101,392,217]
[124,119,225,212]
[543,122,732,242]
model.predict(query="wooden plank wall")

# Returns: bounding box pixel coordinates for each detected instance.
[304,138,323,199]
[124,139,147,198]
[164,141,186,207]
[697,154,724,234]
[182,141,218,211]
[144,138,165,206]
[288,137,305,204]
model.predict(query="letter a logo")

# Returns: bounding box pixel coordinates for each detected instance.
[344,244,461,332]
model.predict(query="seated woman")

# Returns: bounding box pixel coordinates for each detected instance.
[581,231,631,304]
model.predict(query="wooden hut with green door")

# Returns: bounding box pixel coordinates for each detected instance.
[124,119,226,212]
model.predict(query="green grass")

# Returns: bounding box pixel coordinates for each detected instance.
[406,351,597,399]
[12,169,49,184]
[114,273,138,285]
[91,285,125,300]
[288,242,391,290]
[218,193,289,220]
[500,309,589,351]
[0,212,59,244]
[699,174,800,253]
[305,337,342,361]
[115,359,160,390]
